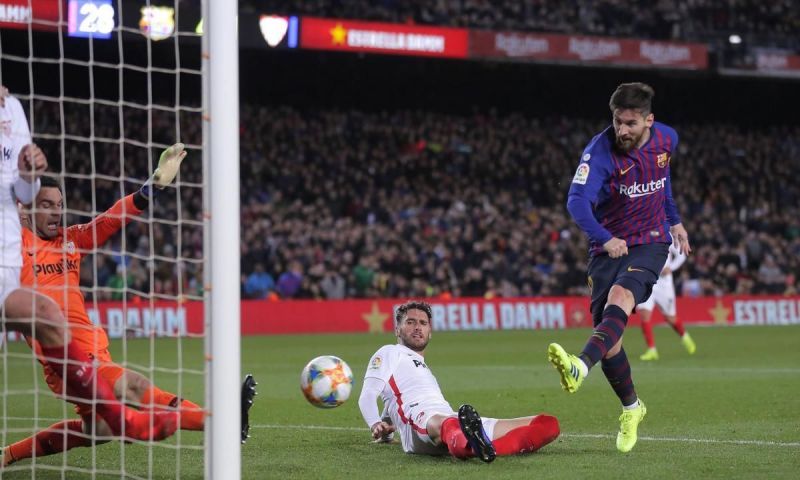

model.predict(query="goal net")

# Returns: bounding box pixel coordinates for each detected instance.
[0,1,240,478]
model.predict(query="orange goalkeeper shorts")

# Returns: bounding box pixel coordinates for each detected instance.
[41,348,126,417]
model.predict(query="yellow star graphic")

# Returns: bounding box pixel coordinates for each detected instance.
[362,302,388,333]
[330,23,347,45]
[709,299,731,325]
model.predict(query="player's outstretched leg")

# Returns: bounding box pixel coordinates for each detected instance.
[457,404,496,463]
[547,343,585,393]
[241,374,258,444]
[39,342,178,441]
[2,420,89,467]
[617,398,647,453]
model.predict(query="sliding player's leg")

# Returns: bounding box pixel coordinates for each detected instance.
[2,417,93,467]
[110,366,205,431]
[3,288,178,441]
[490,414,560,455]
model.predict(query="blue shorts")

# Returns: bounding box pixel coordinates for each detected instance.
[586,243,669,327]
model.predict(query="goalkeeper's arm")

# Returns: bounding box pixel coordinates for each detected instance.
[71,143,187,249]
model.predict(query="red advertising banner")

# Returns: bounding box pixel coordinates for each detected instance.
[4,295,796,342]
[470,30,708,69]
[0,0,60,30]
[755,51,800,73]
[300,16,469,59]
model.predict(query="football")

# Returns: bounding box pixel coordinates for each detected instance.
[300,355,354,408]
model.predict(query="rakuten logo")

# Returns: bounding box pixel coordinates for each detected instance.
[619,178,666,198]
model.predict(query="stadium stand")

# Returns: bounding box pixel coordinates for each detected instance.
[29,102,800,300]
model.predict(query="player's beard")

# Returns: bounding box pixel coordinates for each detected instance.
[400,331,430,352]
[615,130,643,151]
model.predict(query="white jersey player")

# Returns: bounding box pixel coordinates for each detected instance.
[0,92,40,272]
[0,88,69,347]
[637,243,697,360]
[358,300,560,463]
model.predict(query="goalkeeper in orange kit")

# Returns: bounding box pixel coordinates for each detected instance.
[3,144,257,466]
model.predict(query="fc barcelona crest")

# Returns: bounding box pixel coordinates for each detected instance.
[657,153,670,168]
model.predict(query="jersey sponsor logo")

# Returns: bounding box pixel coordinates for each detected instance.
[1,145,11,162]
[657,153,670,168]
[619,163,635,175]
[412,359,428,369]
[33,259,80,276]
[572,163,590,185]
[370,356,382,369]
[619,177,666,198]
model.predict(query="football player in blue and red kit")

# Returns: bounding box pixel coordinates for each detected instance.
[547,83,691,453]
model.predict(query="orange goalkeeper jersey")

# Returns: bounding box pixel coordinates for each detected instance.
[21,194,143,357]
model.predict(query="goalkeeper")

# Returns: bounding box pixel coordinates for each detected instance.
[2,145,248,466]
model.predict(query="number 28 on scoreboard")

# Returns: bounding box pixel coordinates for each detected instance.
[67,0,115,39]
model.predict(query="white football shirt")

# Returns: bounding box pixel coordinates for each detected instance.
[364,344,453,432]
[0,95,31,267]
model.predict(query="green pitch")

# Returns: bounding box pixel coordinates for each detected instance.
[1,325,798,479]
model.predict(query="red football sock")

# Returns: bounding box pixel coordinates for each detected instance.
[5,420,89,465]
[39,341,178,441]
[493,415,560,456]
[641,320,656,348]
[141,386,205,431]
[670,318,686,336]
[439,417,473,459]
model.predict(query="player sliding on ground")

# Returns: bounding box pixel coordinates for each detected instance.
[359,301,560,463]
[2,144,257,466]
[1,89,178,468]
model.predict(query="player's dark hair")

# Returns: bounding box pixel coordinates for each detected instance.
[39,175,62,192]
[395,300,433,325]
[609,82,655,115]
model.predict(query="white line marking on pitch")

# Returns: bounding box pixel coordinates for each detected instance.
[251,424,800,448]
[442,365,800,374]
[7,417,799,448]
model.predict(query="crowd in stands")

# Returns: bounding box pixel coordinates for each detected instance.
[243,0,800,50]
[237,106,800,300]
[28,100,800,301]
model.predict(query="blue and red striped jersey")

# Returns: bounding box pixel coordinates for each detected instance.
[566,121,681,256]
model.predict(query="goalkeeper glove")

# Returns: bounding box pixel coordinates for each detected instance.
[152,142,187,189]
[136,143,187,208]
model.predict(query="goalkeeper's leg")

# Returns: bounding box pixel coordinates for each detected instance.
[115,368,205,431]
[3,289,178,441]
[3,418,92,467]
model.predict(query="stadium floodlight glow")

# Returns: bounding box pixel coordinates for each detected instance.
[729,34,742,44]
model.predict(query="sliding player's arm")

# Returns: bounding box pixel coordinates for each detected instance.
[360,347,396,442]
[358,377,393,440]
[69,143,188,250]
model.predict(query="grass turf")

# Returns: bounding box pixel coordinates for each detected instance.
[1,324,798,479]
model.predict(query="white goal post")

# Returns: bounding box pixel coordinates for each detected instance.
[204,0,242,479]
